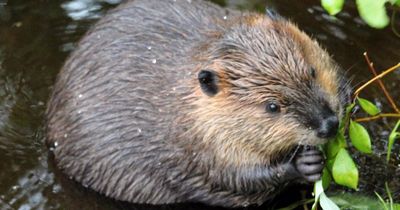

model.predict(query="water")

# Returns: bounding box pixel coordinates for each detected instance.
[0,0,399,209]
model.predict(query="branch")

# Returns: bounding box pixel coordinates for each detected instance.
[363,53,400,113]
[354,113,400,122]
[353,63,400,97]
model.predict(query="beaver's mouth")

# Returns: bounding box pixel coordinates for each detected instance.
[299,136,329,146]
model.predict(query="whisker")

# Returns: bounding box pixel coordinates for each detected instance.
[288,142,302,163]
[343,60,362,74]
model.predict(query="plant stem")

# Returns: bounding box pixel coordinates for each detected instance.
[354,113,400,122]
[363,53,400,113]
[391,9,400,38]
[354,63,400,97]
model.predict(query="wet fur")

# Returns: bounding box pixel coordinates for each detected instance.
[46,0,350,207]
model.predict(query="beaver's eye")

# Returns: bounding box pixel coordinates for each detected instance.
[266,102,280,113]
[198,69,219,96]
[310,67,316,78]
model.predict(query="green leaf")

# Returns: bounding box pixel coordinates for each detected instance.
[389,0,400,6]
[387,120,400,162]
[320,193,340,210]
[330,193,395,209]
[339,103,355,131]
[313,179,340,210]
[357,97,380,116]
[385,182,394,210]
[375,192,390,210]
[345,103,356,115]
[394,204,400,210]
[321,0,345,15]
[326,132,347,159]
[312,180,324,210]
[326,158,335,172]
[315,180,324,200]
[356,0,390,29]
[349,120,372,154]
[332,148,359,189]
[322,167,332,190]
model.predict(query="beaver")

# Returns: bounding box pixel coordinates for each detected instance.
[46,0,351,207]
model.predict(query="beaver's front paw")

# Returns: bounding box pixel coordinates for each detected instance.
[295,148,324,182]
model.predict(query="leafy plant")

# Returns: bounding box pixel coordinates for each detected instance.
[311,53,400,209]
[330,193,399,209]
[321,0,399,29]
[375,182,400,210]
[387,120,400,162]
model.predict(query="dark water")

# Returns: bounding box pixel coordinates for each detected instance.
[0,0,399,209]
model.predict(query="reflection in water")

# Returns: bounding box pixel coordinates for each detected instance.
[62,0,121,20]
[0,0,399,209]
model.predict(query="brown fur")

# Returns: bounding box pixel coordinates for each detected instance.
[46,0,350,207]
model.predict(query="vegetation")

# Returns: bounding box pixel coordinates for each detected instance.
[321,0,400,29]
[311,54,400,209]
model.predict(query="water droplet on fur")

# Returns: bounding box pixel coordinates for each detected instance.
[11,185,18,191]
[49,147,55,152]
[137,128,142,133]
[277,173,281,177]
[64,134,68,138]
[52,184,62,194]
[187,0,192,3]
[223,15,227,20]
[54,141,58,147]
[151,59,157,64]
[157,162,162,166]
[147,46,152,50]
[242,201,250,207]
[78,94,83,98]
[158,108,162,112]
[172,87,176,91]
[192,152,197,156]
[78,110,82,114]
[9,198,17,205]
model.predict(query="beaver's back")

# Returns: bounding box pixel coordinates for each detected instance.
[46,0,235,203]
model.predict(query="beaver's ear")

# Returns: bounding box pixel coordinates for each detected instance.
[198,69,219,96]
[265,8,282,21]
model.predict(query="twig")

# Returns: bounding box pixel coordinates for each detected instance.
[354,113,400,122]
[301,190,310,210]
[363,53,400,113]
[354,63,400,97]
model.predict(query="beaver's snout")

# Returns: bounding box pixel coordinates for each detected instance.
[298,102,340,139]
[317,115,339,138]
[316,113,339,139]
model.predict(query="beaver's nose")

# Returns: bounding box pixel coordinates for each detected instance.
[317,115,339,138]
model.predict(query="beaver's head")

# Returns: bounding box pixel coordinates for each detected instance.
[190,14,351,165]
